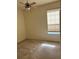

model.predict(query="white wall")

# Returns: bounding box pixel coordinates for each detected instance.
[17,7,26,43]
[24,1,60,41]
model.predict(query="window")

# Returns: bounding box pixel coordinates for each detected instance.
[47,9,60,34]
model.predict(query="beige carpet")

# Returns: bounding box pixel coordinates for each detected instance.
[17,39,60,59]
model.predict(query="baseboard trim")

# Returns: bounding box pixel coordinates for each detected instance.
[17,39,27,44]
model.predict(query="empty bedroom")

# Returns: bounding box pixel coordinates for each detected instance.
[17,0,60,59]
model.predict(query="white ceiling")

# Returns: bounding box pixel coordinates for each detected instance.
[18,0,59,7]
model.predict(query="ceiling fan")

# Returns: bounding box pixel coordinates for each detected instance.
[19,0,36,10]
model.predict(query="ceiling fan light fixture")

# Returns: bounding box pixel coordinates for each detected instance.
[19,0,36,11]
[25,7,31,11]
[27,7,30,10]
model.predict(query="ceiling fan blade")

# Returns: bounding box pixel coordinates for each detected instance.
[30,2,36,5]
[19,2,25,5]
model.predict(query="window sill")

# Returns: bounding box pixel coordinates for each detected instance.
[48,32,60,34]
